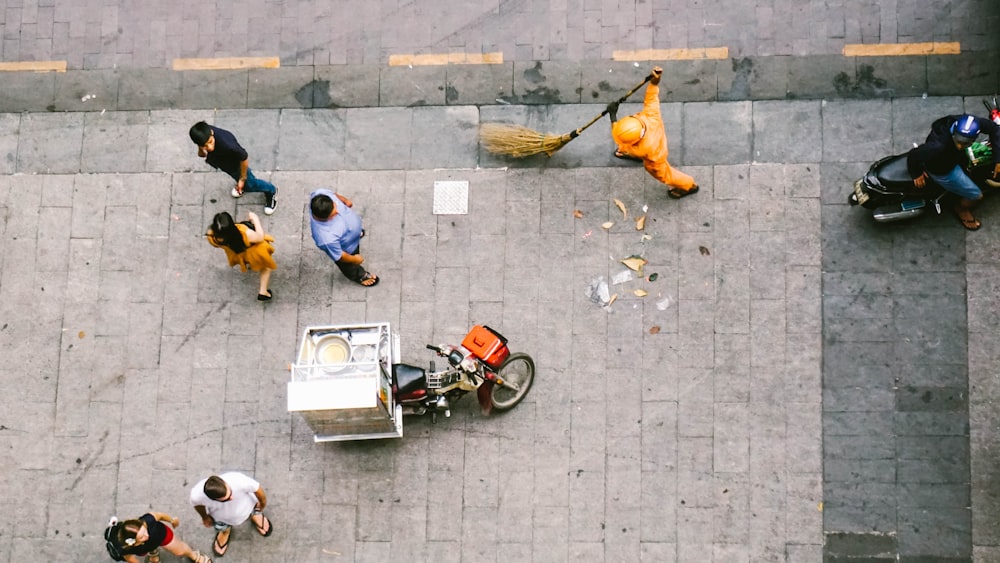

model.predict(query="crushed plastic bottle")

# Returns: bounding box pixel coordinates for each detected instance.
[586,276,611,306]
[655,295,674,310]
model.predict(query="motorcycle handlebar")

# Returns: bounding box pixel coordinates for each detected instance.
[426,344,442,354]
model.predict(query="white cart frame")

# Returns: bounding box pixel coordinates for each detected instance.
[287,322,403,441]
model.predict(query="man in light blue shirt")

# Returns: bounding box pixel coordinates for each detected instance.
[309,189,379,286]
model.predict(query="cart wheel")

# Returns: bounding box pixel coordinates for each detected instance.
[491,353,535,411]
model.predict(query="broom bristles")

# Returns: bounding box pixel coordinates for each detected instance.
[479,123,572,158]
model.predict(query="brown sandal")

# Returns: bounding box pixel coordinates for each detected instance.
[954,209,981,231]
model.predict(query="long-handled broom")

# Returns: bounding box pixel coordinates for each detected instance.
[480,74,654,158]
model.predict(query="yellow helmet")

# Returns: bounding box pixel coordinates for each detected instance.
[612,116,645,145]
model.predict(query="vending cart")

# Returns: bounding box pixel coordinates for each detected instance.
[287,322,403,441]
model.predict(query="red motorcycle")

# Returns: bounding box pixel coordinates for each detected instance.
[393,325,535,421]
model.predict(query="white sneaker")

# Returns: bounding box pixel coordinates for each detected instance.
[264,196,277,215]
[231,187,243,198]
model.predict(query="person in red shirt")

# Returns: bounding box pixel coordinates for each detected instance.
[606,66,699,199]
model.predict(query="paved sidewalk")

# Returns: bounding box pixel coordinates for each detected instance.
[0,95,996,561]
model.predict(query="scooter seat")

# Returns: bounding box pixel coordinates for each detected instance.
[392,363,426,396]
[875,154,916,189]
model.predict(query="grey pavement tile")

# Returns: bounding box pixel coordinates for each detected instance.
[821,99,893,162]
[179,69,249,110]
[276,109,346,171]
[409,106,479,169]
[0,71,56,112]
[752,100,822,163]
[16,112,84,173]
[313,64,380,108]
[660,59,720,102]
[0,114,19,176]
[787,54,856,100]
[117,68,182,111]
[445,62,515,106]
[718,56,789,101]
[682,101,752,166]
[897,506,971,559]
[247,66,315,109]
[824,531,897,557]
[380,65,447,107]
[512,60,582,105]
[928,51,999,97]
[53,69,119,112]
[80,110,149,173]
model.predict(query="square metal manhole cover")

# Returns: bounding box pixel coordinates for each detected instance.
[433,180,469,215]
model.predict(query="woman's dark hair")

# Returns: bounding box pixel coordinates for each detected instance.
[310,194,334,219]
[189,121,212,146]
[204,475,229,500]
[209,212,247,253]
[117,519,144,548]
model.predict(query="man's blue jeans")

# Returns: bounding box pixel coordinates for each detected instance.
[241,169,276,196]
[929,165,982,200]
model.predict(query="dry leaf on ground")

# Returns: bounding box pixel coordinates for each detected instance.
[633,289,648,297]
[635,215,646,230]
[699,246,711,256]
[607,294,618,306]
[649,326,661,334]
[614,198,627,218]
[621,256,647,271]
[573,209,584,218]
[602,222,614,230]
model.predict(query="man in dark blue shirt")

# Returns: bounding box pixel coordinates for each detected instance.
[907,114,1000,230]
[189,121,278,215]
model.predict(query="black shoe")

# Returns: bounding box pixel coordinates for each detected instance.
[258,290,273,301]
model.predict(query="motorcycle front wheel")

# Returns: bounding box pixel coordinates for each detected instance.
[491,352,535,411]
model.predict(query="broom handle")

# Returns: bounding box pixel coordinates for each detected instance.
[567,74,654,139]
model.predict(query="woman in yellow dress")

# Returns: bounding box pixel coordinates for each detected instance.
[206,211,276,301]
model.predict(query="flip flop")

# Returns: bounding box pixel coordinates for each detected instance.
[252,513,273,537]
[213,530,230,557]
[667,185,699,199]
[359,273,379,287]
[954,210,981,231]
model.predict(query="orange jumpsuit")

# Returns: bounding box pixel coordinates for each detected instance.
[616,82,696,192]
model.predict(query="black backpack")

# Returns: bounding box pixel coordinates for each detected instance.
[104,518,126,561]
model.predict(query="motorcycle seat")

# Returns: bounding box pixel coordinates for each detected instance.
[392,363,426,396]
[875,154,916,189]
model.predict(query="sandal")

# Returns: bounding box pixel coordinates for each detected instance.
[257,290,273,301]
[213,530,230,557]
[955,213,981,231]
[252,513,273,537]
[359,273,379,287]
[667,184,699,199]
[193,552,213,563]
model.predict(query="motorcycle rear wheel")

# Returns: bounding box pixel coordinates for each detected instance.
[491,352,535,411]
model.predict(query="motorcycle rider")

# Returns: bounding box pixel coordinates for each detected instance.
[907,114,1000,230]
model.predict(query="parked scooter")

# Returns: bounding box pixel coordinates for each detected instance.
[849,97,1000,223]
[392,325,535,422]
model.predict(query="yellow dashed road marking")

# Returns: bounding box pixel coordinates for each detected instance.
[388,52,504,66]
[613,48,729,61]
[172,56,280,70]
[843,42,960,56]
[0,60,67,72]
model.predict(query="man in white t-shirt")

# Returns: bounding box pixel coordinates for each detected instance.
[190,472,272,558]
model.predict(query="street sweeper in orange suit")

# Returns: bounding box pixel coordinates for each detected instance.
[606,66,699,199]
